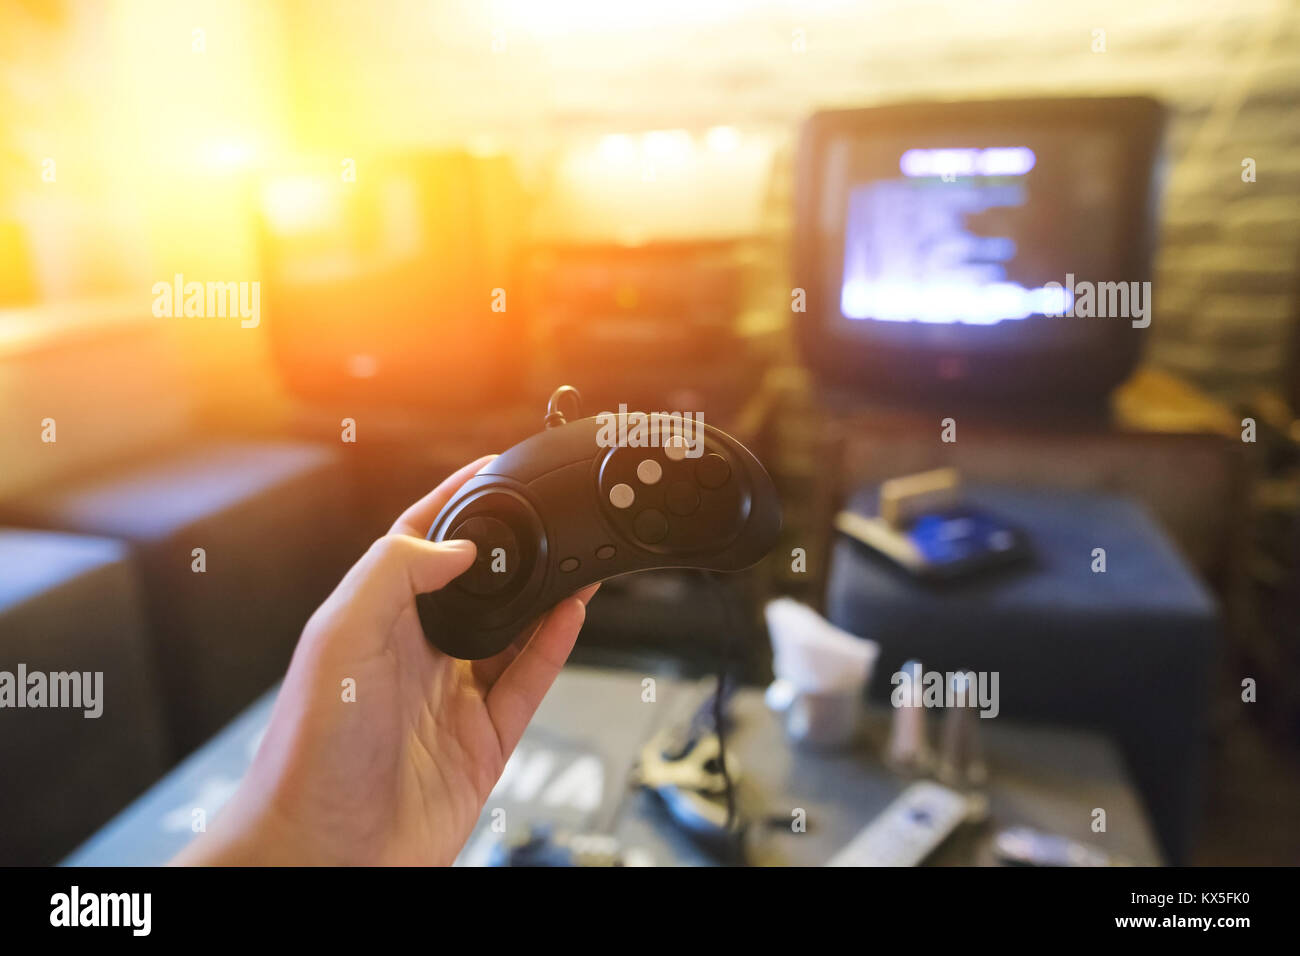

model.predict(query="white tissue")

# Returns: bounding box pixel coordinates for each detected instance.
[764,597,879,695]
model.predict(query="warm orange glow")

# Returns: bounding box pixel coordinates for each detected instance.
[260,175,342,235]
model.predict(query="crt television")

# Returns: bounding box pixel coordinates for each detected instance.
[793,97,1166,407]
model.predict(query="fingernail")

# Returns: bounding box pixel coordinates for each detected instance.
[442,539,476,554]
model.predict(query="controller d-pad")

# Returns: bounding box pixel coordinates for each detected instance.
[450,516,520,596]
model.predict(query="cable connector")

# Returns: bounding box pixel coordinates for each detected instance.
[544,385,582,429]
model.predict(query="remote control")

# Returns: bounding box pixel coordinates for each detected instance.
[826,781,969,866]
[993,827,1121,867]
[416,402,782,659]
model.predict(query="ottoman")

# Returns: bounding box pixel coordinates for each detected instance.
[0,530,168,864]
[825,484,1218,862]
[1,441,354,757]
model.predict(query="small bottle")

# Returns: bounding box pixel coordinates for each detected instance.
[885,659,933,775]
[937,670,990,822]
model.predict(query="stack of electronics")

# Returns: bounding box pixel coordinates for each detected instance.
[520,239,763,420]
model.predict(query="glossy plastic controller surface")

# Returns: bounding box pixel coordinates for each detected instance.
[416,413,782,659]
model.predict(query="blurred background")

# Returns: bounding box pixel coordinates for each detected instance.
[2,0,1299,867]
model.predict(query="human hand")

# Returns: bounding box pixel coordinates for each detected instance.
[173,455,596,866]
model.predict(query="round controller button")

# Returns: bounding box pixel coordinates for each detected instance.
[666,480,701,516]
[596,545,616,559]
[633,508,669,544]
[664,437,689,462]
[559,557,580,572]
[697,453,731,489]
[449,516,519,595]
[609,483,635,509]
[636,459,663,485]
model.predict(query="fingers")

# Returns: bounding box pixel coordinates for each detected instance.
[318,536,477,648]
[389,455,498,538]
[471,583,600,688]
[387,536,479,595]
[485,595,588,755]
[308,454,495,648]
[573,582,601,606]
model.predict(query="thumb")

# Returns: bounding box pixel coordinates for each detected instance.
[374,535,480,600]
[386,535,478,596]
[319,535,477,638]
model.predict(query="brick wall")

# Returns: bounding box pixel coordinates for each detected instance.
[294,0,1300,402]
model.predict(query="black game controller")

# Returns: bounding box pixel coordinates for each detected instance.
[416,391,782,659]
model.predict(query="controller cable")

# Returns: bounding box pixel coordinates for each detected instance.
[702,569,739,831]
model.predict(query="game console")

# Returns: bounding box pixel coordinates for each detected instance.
[416,390,782,659]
